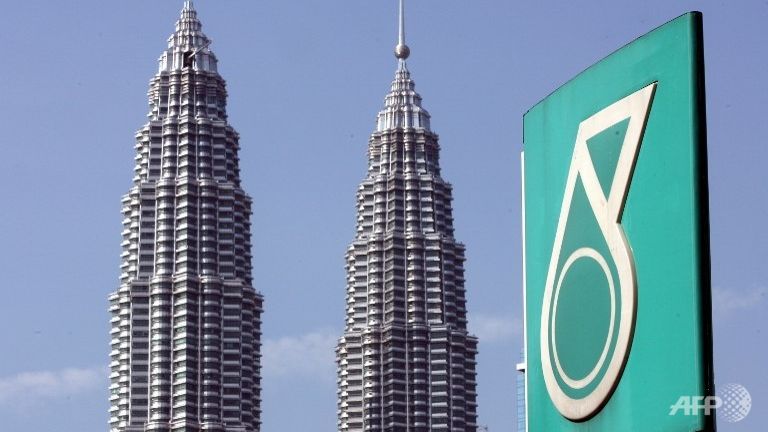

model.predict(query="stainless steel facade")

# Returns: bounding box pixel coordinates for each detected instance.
[336,3,479,430]
[109,3,263,431]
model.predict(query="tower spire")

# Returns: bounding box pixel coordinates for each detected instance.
[394,0,410,61]
[183,0,194,11]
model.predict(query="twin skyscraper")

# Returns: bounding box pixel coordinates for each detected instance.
[109,2,479,431]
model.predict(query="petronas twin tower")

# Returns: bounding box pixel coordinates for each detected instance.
[109,3,262,432]
[109,2,478,431]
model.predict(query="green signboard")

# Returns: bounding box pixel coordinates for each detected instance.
[523,12,714,431]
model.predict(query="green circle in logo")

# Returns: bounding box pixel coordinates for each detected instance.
[550,248,616,395]
[553,255,613,383]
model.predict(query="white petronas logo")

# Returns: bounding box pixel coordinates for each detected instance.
[540,83,656,420]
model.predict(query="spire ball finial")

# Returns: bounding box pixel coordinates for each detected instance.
[395,44,411,60]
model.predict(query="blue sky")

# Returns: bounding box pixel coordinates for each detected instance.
[0,1,765,431]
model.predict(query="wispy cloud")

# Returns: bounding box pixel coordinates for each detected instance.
[712,286,767,316]
[262,329,339,380]
[0,366,106,407]
[469,314,522,343]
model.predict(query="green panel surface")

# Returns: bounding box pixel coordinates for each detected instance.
[523,12,714,431]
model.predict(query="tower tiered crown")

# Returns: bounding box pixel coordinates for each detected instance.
[375,64,431,132]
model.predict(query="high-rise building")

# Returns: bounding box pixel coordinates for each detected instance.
[516,353,526,432]
[108,3,263,431]
[336,2,479,431]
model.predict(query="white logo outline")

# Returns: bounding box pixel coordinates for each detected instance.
[540,83,656,421]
